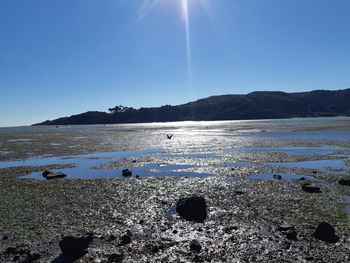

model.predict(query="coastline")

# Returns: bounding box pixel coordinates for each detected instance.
[0,118,349,262]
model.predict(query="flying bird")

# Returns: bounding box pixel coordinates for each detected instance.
[167,134,173,139]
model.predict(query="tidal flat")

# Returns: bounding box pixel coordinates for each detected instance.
[0,118,349,262]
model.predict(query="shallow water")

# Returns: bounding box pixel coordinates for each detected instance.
[1,148,215,180]
[0,149,164,169]
[162,153,223,158]
[229,146,347,155]
[1,118,350,179]
[25,162,214,180]
[247,173,318,181]
[266,159,349,174]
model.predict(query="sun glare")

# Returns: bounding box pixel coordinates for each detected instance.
[181,0,189,21]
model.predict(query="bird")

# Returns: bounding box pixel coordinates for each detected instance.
[167,134,173,139]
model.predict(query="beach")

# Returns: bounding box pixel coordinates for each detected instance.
[0,117,349,262]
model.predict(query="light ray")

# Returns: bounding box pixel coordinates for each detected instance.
[138,0,159,21]
[181,0,193,92]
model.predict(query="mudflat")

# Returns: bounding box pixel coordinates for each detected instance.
[0,118,349,262]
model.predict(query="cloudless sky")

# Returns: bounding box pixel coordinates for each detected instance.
[0,0,349,126]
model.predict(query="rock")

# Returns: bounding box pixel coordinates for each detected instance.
[59,235,93,261]
[277,224,298,241]
[42,170,51,177]
[176,196,207,223]
[277,224,294,232]
[44,172,66,180]
[190,240,202,253]
[120,235,131,245]
[273,174,282,180]
[122,169,132,176]
[27,252,41,262]
[150,244,164,254]
[3,247,17,255]
[338,179,350,186]
[299,177,306,180]
[302,184,321,193]
[312,222,339,243]
[107,253,124,262]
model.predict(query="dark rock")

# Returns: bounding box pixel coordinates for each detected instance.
[273,174,282,180]
[312,222,339,243]
[132,160,137,163]
[302,184,321,193]
[277,224,294,232]
[122,169,132,176]
[299,177,306,180]
[4,247,16,255]
[190,240,202,253]
[42,170,51,177]
[27,252,41,262]
[44,172,66,180]
[107,235,116,241]
[107,253,124,262]
[150,244,164,254]
[176,196,207,223]
[234,191,245,195]
[286,230,298,241]
[135,175,140,178]
[338,179,350,186]
[120,235,131,245]
[59,235,93,261]
[277,225,298,241]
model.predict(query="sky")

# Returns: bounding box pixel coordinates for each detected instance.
[0,0,350,127]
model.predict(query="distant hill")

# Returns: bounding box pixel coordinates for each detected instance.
[34,89,350,125]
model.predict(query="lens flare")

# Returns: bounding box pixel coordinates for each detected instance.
[181,0,193,92]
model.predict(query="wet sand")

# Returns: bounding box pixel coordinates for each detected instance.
[0,118,349,262]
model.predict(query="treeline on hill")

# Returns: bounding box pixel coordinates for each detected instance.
[34,89,350,125]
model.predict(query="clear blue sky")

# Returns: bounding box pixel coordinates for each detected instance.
[1,0,349,126]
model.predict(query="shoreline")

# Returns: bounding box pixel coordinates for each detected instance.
[0,119,349,262]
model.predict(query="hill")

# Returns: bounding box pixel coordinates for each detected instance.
[34,89,350,125]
